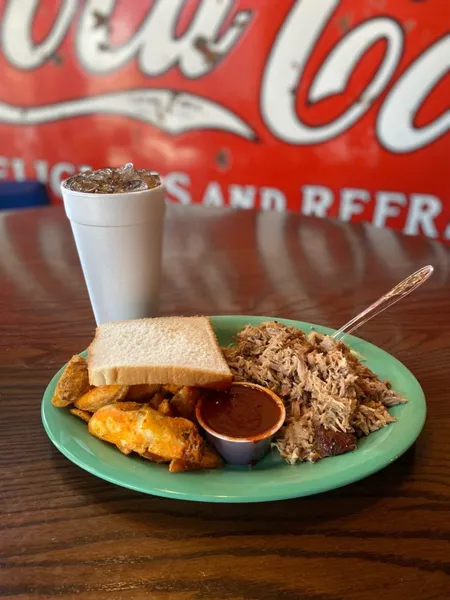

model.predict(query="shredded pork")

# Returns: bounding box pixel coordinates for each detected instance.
[223,321,407,464]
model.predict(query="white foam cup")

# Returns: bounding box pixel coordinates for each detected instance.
[61,180,166,324]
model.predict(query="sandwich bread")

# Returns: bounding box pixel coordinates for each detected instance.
[88,316,232,388]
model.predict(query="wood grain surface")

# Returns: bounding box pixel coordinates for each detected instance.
[0,205,449,600]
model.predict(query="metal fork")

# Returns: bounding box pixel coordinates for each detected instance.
[332,265,434,342]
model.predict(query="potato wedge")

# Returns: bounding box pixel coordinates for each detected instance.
[126,384,160,403]
[70,408,91,423]
[161,384,182,396]
[170,386,200,421]
[74,385,129,412]
[169,446,222,472]
[88,403,205,463]
[112,402,143,410]
[52,355,90,408]
[141,451,169,464]
[158,398,174,417]
[148,392,165,411]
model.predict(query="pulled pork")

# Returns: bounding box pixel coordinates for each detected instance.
[223,321,407,464]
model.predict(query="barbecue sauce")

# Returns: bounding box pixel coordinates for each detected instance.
[200,384,281,439]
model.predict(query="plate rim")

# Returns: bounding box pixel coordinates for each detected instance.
[41,314,427,503]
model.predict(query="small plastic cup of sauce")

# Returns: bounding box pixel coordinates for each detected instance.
[196,382,286,465]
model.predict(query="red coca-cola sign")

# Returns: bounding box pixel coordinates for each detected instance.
[0,1,448,239]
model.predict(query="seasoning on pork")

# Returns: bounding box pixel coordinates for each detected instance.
[223,321,407,464]
[314,423,357,458]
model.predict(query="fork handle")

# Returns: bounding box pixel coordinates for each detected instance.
[332,265,434,342]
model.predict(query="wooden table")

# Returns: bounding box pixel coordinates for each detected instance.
[1,205,449,600]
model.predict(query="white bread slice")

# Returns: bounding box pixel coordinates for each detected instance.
[88,316,232,388]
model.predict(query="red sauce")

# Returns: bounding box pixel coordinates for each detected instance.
[200,384,281,439]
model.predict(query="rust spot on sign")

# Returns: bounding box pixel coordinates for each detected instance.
[336,13,352,33]
[216,149,231,171]
[48,52,64,66]
[194,37,222,66]
[92,10,110,30]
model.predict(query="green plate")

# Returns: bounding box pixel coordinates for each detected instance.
[41,315,426,503]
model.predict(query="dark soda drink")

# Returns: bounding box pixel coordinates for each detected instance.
[64,163,161,194]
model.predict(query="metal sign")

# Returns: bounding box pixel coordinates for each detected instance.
[0,0,448,239]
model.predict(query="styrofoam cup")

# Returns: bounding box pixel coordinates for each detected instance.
[61,180,166,324]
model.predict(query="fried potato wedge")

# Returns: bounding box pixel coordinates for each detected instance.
[74,384,129,412]
[70,408,92,423]
[161,384,182,396]
[141,451,169,464]
[148,392,165,411]
[52,355,90,407]
[169,446,222,472]
[126,384,160,403]
[111,402,143,411]
[99,401,143,454]
[88,403,205,463]
[158,398,174,417]
[170,386,200,421]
